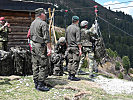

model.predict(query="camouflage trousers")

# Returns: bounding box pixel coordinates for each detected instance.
[31,42,49,82]
[78,47,98,75]
[67,47,80,75]
[0,41,7,51]
[51,53,64,75]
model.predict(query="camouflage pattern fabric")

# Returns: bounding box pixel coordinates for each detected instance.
[94,37,106,59]
[0,24,9,51]
[0,46,33,76]
[79,28,98,76]
[10,47,32,76]
[31,42,48,82]
[65,23,81,76]
[0,50,13,76]
[51,53,64,76]
[67,47,80,75]
[30,17,50,82]
[52,40,67,76]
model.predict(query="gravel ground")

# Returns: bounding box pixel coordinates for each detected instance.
[93,75,133,95]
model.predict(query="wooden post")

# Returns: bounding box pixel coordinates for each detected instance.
[48,8,52,42]
[48,8,57,44]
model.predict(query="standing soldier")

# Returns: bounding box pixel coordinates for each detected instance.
[52,37,67,76]
[30,8,51,91]
[79,20,98,78]
[65,16,82,81]
[0,17,11,51]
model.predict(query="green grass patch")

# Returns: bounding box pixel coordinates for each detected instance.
[0,75,133,100]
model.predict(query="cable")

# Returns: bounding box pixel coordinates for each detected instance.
[111,5,133,10]
[74,6,94,10]
[98,16,133,38]
[104,1,133,6]
[70,1,133,10]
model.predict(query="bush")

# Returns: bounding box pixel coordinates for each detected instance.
[114,51,118,58]
[115,62,120,70]
[118,72,123,79]
[81,59,88,68]
[122,56,130,74]
[55,31,65,40]
[106,48,118,58]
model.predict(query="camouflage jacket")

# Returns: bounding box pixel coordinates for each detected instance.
[65,23,81,47]
[30,17,50,44]
[81,28,92,47]
[54,41,67,54]
[0,24,9,41]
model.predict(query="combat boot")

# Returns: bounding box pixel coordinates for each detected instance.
[95,69,98,73]
[68,74,80,81]
[33,80,38,89]
[37,81,49,91]
[89,74,96,78]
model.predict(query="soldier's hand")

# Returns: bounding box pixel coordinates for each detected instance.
[79,49,82,56]
[4,22,9,27]
[7,23,10,27]
[47,49,51,56]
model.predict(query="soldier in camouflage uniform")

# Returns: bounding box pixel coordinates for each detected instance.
[65,16,82,81]
[52,37,67,76]
[79,20,98,78]
[30,8,51,91]
[0,17,11,51]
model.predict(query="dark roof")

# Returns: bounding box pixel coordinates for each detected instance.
[0,0,53,12]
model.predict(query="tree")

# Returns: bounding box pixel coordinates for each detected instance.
[122,56,130,74]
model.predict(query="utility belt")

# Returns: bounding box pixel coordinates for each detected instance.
[31,35,44,44]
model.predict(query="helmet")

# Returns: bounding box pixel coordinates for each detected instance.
[59,37,66,44]
[35,8,46,14]
[80,20,88,27]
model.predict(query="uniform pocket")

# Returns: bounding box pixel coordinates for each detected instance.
[40,56,48,66]
[32,42,47,57]
[73,51,80,62]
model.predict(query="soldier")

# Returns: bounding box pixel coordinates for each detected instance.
[30,8,51,91]
[52,37,67,76]
[0,17,11,51]
[65,16,82,81]
[79,20,98,78]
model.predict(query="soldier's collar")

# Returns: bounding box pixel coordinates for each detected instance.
[72,23,79,27]
[36,17,43,21]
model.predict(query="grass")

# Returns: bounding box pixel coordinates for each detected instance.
[0,74,133,100]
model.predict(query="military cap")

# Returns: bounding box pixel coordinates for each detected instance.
[35,8,46,15]
[72,16,79,21]
[0,17,5,21]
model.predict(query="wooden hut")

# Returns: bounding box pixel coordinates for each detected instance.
[0,0,52,50]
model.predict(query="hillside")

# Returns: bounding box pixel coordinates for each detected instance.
[49,0,133,68]
[24,0,133,68]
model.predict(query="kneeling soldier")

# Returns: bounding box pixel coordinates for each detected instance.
[52,37,67,76]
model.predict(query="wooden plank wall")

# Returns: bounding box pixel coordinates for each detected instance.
[0,9,35,50]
